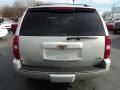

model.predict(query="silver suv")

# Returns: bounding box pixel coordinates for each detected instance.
[113,20,120,34]
[13,4,111,83]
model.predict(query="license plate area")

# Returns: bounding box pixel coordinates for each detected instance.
[50,74,75,83]
[43,48,82,61]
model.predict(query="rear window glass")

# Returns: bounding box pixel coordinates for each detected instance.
[20,8,105,36]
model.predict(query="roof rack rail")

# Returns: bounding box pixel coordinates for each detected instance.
[34,3,90,7]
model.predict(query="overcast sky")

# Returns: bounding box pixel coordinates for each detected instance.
[0,0,119,13]
[0,0,14,6]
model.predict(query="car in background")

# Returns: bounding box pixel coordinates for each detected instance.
[0,24,8,37]
[11,17,21,34]
[111,13,120,34]
[1,20,13,31]
[11,23,18,34]
[105,19,114,30]
[0,17,3,24]
[113,20,120,34]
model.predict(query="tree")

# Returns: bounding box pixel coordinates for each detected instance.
[102,11,112,19]
[2,0,27,19]
[2,5,13,18]
[25,0,34,6]
[25,0,43,7]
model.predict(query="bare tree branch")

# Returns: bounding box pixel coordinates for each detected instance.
[2,0,27,20]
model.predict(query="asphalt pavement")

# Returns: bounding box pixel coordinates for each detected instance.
[0,31,120,90]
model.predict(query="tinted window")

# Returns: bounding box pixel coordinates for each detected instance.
[20,9,105,36]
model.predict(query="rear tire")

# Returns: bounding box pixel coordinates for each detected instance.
[114,30,118,34]
[0,37,3,40]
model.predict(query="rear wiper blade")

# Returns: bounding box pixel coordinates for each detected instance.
[67,37,98,40]
[67,37,80,40]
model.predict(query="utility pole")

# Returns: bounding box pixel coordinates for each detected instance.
[73,0,74,4]
[112,0,117,19]
[112,2,115,19]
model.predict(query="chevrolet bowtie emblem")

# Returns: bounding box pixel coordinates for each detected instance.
[57,44,67,50]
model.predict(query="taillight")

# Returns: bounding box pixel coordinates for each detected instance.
[13,36,20,59]
[104,36,111,59]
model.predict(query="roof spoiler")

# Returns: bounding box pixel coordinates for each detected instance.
[29,7,96,12]
[34,3,90,7]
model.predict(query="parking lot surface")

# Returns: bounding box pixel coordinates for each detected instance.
[0,31,120,90]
